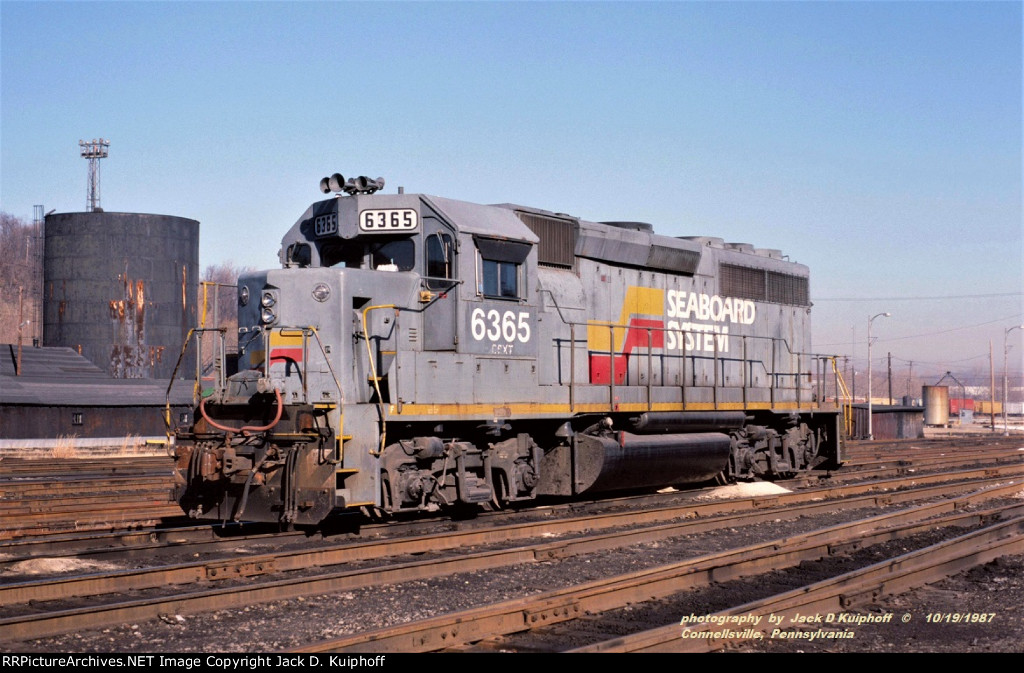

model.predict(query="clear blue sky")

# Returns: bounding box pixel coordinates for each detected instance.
[2,1,1021,384]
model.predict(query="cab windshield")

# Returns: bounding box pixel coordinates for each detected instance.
[320,238,415,271]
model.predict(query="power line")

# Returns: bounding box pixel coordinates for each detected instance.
[891,353,994,366]
[815,292,1021,302]
[818,313,1024,347]
[876,313,1024,343]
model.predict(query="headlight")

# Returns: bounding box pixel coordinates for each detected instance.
[261,292,276,308]
[260,307,277,324]
[312,283,331,302]
[239,286,250,306]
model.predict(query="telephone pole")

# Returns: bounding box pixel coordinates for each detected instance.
[887,352,893,405]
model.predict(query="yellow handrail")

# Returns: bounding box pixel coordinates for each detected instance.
[362,305,398,456]
[830,357,853,437]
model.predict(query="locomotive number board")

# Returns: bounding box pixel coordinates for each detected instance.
[314,213,338,237]
[359,209,419,232]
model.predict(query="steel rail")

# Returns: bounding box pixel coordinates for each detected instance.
[4,476,1018,646]
[575,515,1024,652]
[0,446,1018,558]
[827,453,1024,482]
[844,447,1024,465]
[3,466,1024,603]
[842,452,1024,470]
[0,469,1022,645]
[290,493,1024,652]
[0,476,172,500]
[2,468,1022,607]
[0,457,171,476]
[0,488,172,512]
[0,504,181,541]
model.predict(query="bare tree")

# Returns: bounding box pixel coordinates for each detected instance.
[197,261,253,373]
[0,212,42,345]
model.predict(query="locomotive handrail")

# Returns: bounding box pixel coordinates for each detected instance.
[537,287,574,325]
[257,324,345,406]
[245,324,348,463]
[163,326,229,442]
[168,323,345,447]
[361,304,398,456]
[829,356,854,437]
[561,318,838,413]
[302,325,347,463]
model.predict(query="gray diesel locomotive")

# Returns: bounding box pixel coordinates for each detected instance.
[172,174,843,525]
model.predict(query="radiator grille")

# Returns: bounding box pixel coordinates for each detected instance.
[516,212,576,268]
[721,263,809,306]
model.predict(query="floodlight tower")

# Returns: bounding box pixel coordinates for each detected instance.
[79,138,110,212]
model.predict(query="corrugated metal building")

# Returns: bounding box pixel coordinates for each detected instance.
[0,344,193,440]
[850,404,925,440]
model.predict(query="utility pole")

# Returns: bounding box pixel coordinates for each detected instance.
[17,287,25,377]
[887,352,893,405]
[867,312,891,440]
[990,340,997,432]
[1004,325,1024,436]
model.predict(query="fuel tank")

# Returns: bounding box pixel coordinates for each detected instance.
[539,431,731,496]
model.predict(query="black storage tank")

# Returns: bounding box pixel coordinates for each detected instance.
[43,211,199,379]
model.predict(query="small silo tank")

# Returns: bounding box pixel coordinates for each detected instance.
[43,211,199,379]
[922,385,950,426]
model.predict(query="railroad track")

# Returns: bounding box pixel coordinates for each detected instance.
[844,436,1024,460]
[289,484,1024,652]
[3,437,1020,558]
[574,514,1024,652]
[2,467,1022,648]
[3,459,1023,570]
[2,437,1023,651]
[0,457,179,539]
[0,456,172,477]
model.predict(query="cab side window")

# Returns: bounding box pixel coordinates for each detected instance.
[482,259,518,298]
[474,237,531,300]
[425,232,454,289]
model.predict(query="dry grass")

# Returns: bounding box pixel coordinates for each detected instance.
[117,434,145,455]
[50,434,79,458]
[43,434,160,458]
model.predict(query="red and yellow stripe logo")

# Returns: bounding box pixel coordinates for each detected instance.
[586,286,664,384]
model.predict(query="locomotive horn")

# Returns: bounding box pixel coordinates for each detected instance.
[319,177,330,193]
[335,175,386,195]
[328,173,345,193]
[355,176,386,194]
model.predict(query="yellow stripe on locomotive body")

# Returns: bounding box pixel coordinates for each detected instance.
[248,330,306,368]
[389,401,835,418]
[172,176,843,526]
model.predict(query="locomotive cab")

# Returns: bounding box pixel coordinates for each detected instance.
[174,176,548,523]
